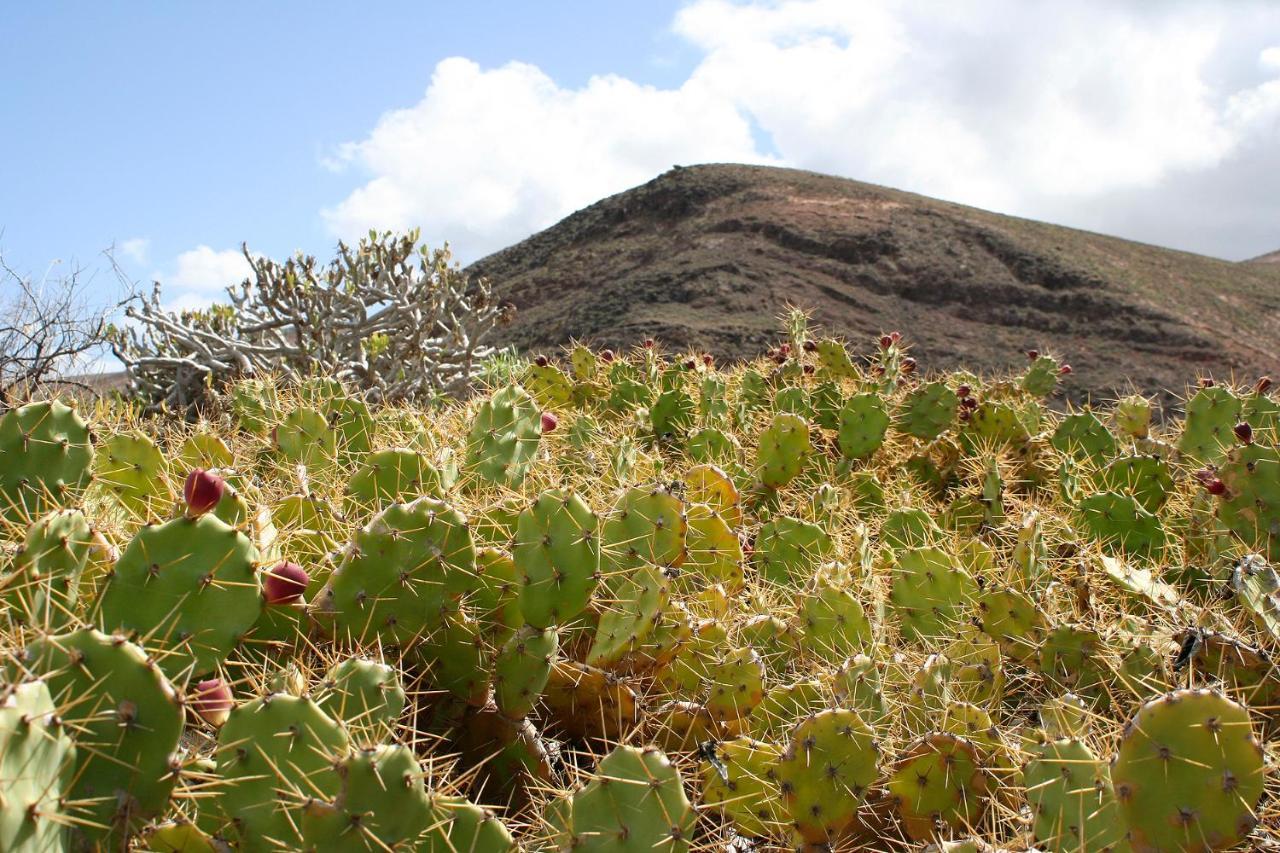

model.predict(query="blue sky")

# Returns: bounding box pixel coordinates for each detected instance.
[3,1,1278,312]
[0,2,694,300]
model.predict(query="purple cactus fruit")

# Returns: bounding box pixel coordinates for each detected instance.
[192,678,233,726]
[263,561,309,605]
[183,469,225,519]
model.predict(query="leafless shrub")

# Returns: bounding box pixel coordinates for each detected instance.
[109,230,513,415]
[0,252,113,411]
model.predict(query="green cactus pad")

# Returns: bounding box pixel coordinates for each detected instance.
[275,406,337,470]
[315,496,476,647]
[756,412,810,489]
[569,745,694,853]
[1051,411,1117,460]
[705,646,766,732]
[0,400,93,524]
[890,546,979,642]
[776,708,879,845]
[838,392,891,460]
[344,447,441,516]
[317,656,405,742]
[94,430,172,520]
[1024,737,1125,853]
[1216,443,1280,562]
[800,579,873,664]
[754,515,833,586]
[495,624,557,720]
[464,384,541,487]
[0,680,76,852]
[4,508,94,629]
[887,733,989,842]
[700,737,784,838]
[514,489,600,628]
[1178,385,1242,465]
[1077,491,1166,558]
[300,744,436,851]
[898,381,958,440]
[1112,688,1265,853]
[99,513,261,679]
[215,693,349,851]
[21,629,183,845]
[1093,454,1174,513]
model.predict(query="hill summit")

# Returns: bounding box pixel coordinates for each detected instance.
[469,164,1280,404]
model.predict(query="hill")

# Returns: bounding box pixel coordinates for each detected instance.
[1250,249,1280,265]
[469,164,1280,404]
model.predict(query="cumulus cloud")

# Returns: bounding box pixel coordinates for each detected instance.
[161,245,253,312]
[323,57,771,261]
[326,1,1280,261]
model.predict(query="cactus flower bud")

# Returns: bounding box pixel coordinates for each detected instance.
[600,349,615,362]
[191,678,233,727]
[263,561,309,605]
[183,469,224,519]
[1256,376,1273,394]
[534,354,549,368]
[541,412,559,433]
[1234,422,1254,445]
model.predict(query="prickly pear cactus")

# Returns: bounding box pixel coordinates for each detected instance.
[514,488,600,628]
[314,496,475,647]
[94,430,171,520]
[1112,688,1265,853]
[569,745,694,853]
[0,400,93,523]
[21,629,183,845]
[756,412,810,489]
[1024,737,1125,853]
[318,656,406,742]
[99,513,262,679]
[775,708,879,845]
[215,693,349,851]
[838,392,891,460]
[887,733,989,842]
[301,744,436,851]
[0,680,76,852]
[4,508,94,629]
[465,384,541,487]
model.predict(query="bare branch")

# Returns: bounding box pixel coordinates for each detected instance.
[109,230,513,415]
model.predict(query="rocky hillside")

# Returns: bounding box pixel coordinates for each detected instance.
[469,164,1280,404]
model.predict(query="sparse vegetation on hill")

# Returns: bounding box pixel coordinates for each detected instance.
[3,310,1280,850]
[471,164,1280,406]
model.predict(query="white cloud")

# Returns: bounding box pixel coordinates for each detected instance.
[118,237,150,265]
[160,245,253,312]
[326,1,1280,261]
[323,57,772,261]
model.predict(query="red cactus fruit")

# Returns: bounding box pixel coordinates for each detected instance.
[1257,376,1273,394]
[956,384,971,398]
[541,411,559,433]
[192,678,234,727]
[183,469,225,519]
[1059,364,1072,375]
[1234,422,1254,445]
[600,349,615,362]
[263,561,309,605]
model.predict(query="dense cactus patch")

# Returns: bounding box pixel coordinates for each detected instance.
[2,312,1280,851]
